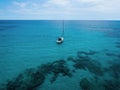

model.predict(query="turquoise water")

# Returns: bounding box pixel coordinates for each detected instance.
[0,20,120,90]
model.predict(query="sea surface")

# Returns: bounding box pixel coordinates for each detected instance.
[0,20,120,90]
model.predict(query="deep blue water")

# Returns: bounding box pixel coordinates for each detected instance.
[0,20,120,90]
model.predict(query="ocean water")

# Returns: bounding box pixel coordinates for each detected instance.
[0,20,120,90]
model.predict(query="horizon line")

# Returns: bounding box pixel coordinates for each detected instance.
[0,19,120,21]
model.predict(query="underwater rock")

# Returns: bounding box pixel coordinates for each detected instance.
[67,56,75,62]
[1,52,110,90]
[105,53,120,58]
[6,68,45,90]
[39,63,53,75]
[80,78,92,90]
[38,60,72,83]
[73,59,87,70]
[50,60,72,83]
[1,59,72,90]
[103,79,120,90]
[73,57,103,76]
[51,60,71,76]
[109,60,120,79]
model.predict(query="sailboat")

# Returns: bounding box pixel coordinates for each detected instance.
[56,20,64,44]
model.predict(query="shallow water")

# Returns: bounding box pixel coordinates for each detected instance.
[0,20,120,90]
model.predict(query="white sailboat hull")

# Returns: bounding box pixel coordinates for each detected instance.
[56,37,64,44]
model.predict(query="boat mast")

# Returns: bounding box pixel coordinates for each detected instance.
[62,20,64,37]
